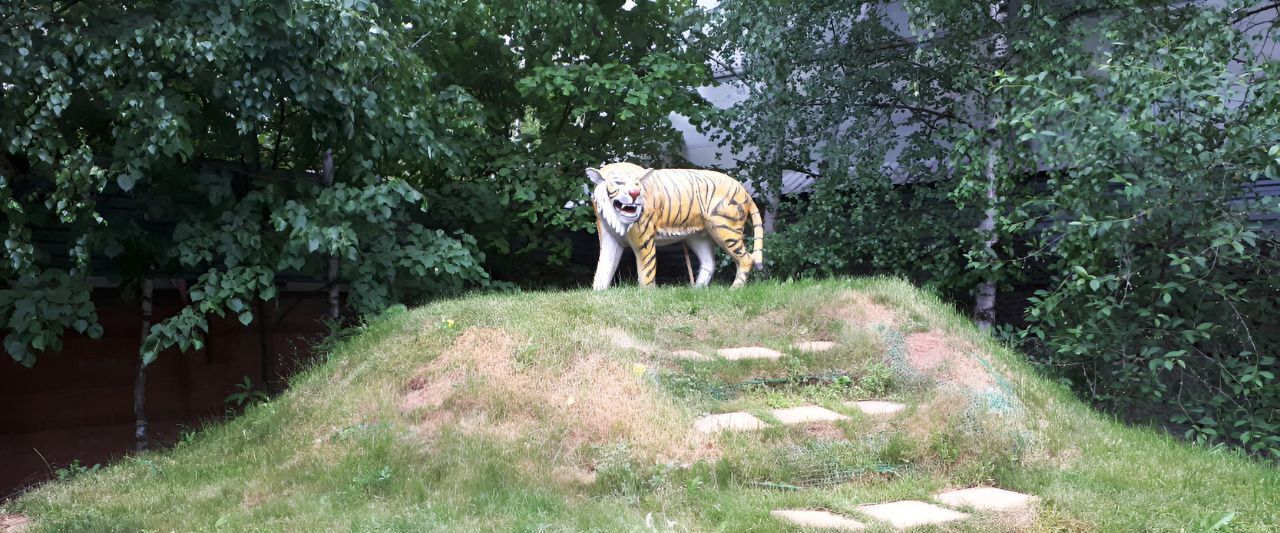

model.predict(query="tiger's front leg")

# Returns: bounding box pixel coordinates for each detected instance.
[630,237,658,288]
[593,233,625,291]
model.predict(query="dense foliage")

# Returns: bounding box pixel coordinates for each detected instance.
[1,0,484,366]
[702,0,1279,456]
[696,1,984,290]
[993,3,1280,456]
[405,0,711,279]
[5,0,1276,458]
[0,0,707,367]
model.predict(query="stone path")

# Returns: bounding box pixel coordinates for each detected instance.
[847,400,906,416]
[670,346,786,361]
[773,486,1036,530]
[856,500,969,529]
[667,349,712,360]
[935,486,1037,511]
[794,340,837,352]
[716,346,784,360]
[681,342,1039,531]
[670,342,835,361]
[693,405,850,433]
[771,406,849,425]
[692,412,766,433]
[0,515,30,533]
[770,510,865,530]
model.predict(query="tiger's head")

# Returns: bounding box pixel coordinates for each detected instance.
[587,163,654,233]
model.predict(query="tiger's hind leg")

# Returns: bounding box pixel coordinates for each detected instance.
[687,235,716,288]
[706,215,753,289]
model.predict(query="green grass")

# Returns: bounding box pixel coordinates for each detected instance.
[6,278,1279,532]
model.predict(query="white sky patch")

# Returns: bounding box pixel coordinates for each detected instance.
[622,0,637,11]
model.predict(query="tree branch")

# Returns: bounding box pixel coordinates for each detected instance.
[1233,2,1280,23]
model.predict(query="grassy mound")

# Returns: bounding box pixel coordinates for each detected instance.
[6,279,1278,531]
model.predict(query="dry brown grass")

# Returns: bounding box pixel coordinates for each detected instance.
[692,307,793,341]
[818,290,1000,391]
[1024,505,1099,533]
[900,389,971,445]
[400,327,713,465]
[985,507,1041,532]
[798,423,847,442]
[744,308,794,336]
[599,326,654,353]
[820,290,898,327]
[889,386,1031,477]
[904,330,993,389]
[400,368,463,413]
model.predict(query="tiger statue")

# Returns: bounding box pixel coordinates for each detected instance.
[587,162,764,290]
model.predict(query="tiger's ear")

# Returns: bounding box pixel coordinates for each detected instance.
[586,168,605,184]
[639,169,657,183]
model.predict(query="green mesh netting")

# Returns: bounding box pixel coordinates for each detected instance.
[876,324,1026,417]
[748,438,901,490]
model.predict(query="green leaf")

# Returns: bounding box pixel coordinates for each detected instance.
[1206,511,1237,531]
[117,173,137,191]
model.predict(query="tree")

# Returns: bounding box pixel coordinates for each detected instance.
[698,0,1280,456]
[2,0,712,449]
[990,1,1280,456]
[0,1,491,364]
[402,0,712,281]
[695,1,1037,296]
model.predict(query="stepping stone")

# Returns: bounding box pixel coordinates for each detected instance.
[794,340,837,352]
[771,509,866,530]
[771,405,850,425]
[935,487,1037,511]
[855,501,968,529]
[693,412,766,433]
[847,400,906,416]
[0,515,31,533]
[667,349,711,360]
[716,346,784,360]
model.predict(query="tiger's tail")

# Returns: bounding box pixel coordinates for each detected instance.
[746,195,765,271]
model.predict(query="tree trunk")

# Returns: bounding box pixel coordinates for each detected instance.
[975,1,1008,332]
[975,148,999,331]
[134,279,153,452]
[323,149,340,322]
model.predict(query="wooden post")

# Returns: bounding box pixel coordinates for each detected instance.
[682,243,695,286]
[258,299,273,394]
[134,279,153,452]
[323,149,339,321]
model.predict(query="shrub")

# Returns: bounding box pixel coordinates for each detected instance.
[989,3,1280,457]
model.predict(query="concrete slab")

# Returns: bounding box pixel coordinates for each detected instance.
[935,487,1037,511]
[848,400,906,416]
[771,405,851,425]
[693,412,766,433]
[794,341,838,352]
[716,346,784,360]
[667,349,711,360]
[856,500,968,529]
[771,509,866,530]
[0,515,31,533]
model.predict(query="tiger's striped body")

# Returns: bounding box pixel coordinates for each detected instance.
[587,162,764,290]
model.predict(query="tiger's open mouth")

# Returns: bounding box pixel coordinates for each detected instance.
[612,200,641,217]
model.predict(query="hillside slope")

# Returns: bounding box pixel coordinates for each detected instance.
[6,279,1279,531]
